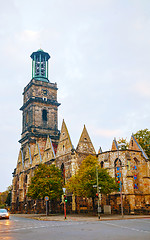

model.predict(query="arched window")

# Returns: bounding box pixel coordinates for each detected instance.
[114,158,123,191]
[24,175,27,183]
[61,163,65,185]
[114,158,122,171]
[42,109,47,121]
[24,175,28,200]
[131,140,133,147]
[100,161,104,168]
[15,176,19,193]
[133,157,139,191]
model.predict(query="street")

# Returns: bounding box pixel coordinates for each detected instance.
[0,216,150,240]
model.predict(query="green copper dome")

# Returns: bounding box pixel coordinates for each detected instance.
[30,49,50,82]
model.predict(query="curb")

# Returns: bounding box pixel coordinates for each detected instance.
[10,214,150,222]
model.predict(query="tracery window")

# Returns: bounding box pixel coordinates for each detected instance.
[24,175,28,201]
[114,158,123,191]
[61,163,65,185]
[133,158,139,191]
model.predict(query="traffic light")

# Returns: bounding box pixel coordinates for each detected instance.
[64,194,67,202]
[96,193,98,197]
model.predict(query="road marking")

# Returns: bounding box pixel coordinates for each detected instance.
[129,219,150,224]
[102,222,150,233]
[1,220,149,234]
[0,222,81,233]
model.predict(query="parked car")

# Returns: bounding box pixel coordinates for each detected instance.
[0,209,9,219]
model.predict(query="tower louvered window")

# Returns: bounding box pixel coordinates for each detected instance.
[42,109,47,121]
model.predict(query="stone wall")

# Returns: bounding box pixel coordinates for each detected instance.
[98,136,150,214]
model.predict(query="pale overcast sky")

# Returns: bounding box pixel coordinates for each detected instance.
[0,0,150,192]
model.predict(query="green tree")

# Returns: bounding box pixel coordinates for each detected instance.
[117,138,129,150]
[0,186,12,208]
[0,191,8,208]
[27,164,63,200]
[5,186,12,207]
[134,129,150,159]
[66,155,118,209]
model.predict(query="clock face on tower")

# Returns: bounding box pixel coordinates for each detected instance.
[42,89,48,96]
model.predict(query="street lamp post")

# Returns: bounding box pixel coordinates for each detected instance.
[117,146,124,218]
[96,167,101,220]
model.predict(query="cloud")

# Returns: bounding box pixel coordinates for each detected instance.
[17,30,40,42]
[0,0,150,192]
[90,126,122,138]
[135,81,150,98]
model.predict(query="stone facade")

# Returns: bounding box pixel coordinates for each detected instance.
[12,49,150,214]
[11,118,96,213]
[12,49,60,213]
[20,79,60,146]
[55,121,96,182]
[98,136,150,214]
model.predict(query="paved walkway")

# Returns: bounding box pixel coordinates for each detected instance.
[11,213,150,221]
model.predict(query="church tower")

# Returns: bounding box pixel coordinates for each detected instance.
[19,49,60,147]
[12,49,61,213]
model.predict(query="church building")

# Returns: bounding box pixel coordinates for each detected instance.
[11,49,150,214]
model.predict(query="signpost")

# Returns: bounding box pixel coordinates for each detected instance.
[94,167,102,220]
[62,188,67,219]
[45,196,49,216]
[62,188,66,194]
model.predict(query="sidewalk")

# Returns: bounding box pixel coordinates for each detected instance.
[11,213,150,222]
